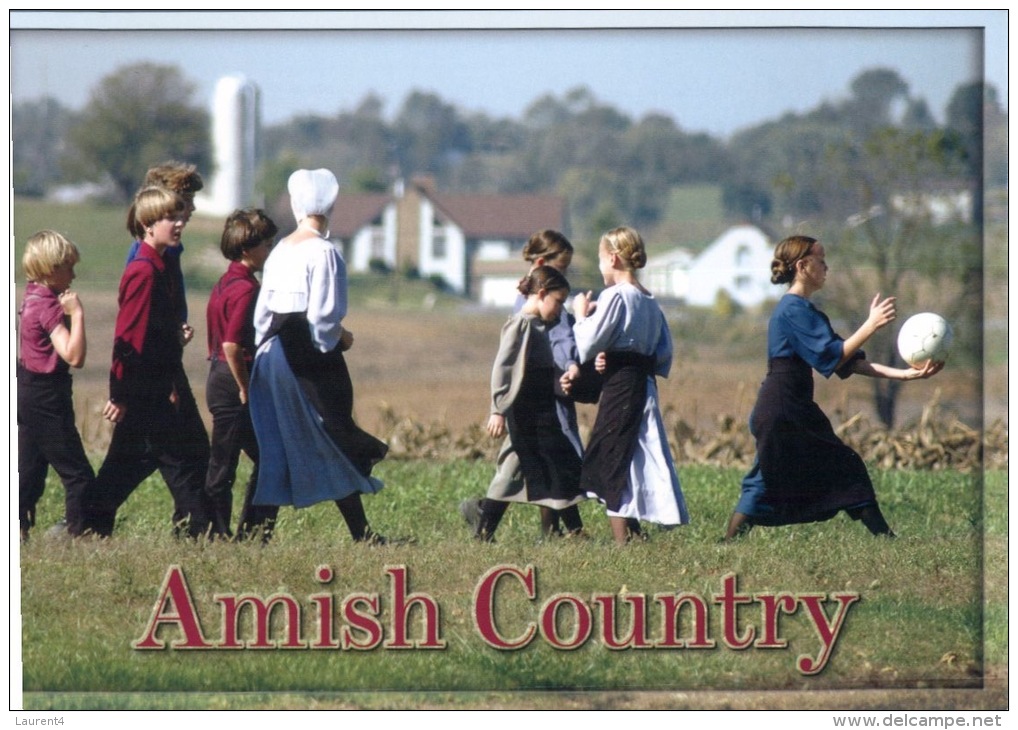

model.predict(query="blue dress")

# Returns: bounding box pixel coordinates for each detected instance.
[249,236,386,508]
[736,293,874,525]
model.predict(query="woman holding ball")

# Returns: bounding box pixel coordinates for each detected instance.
[722,235,942,541]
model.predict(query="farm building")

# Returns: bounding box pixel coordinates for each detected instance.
[645,224,781,308]
[331,176,564,304]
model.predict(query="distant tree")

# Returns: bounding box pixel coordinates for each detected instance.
[392,91,471,178]
[65,63,211,201]
[811,127,974,427]
[12,97,76,197]
[900,98,937,131]
[725,116,845,220]
[843,68,911,133]
[257,151,308,210]
[347,167,389,193]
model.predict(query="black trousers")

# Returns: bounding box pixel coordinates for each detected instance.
[17,367,94,534]
[205,360,277,539]
[82,372,211,538]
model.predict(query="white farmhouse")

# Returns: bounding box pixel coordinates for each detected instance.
[331,177,564,303]
[646,224,781,308]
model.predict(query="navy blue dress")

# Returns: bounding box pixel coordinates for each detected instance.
[736,294,875,525]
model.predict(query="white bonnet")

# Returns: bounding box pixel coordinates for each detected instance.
[288,168,339,222]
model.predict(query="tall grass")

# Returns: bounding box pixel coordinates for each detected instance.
[18,459,1002,709]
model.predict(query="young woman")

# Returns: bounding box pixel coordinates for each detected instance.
[248,168,388,543]
[573,226,689,545]
[722,235,942,540]
[470,266,586,541]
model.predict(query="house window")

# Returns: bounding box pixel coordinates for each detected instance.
[370,227,385,260]
[735,244,751,268]
[735,275,751,290]
[432,227,447,259]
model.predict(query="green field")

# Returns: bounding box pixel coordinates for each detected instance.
[17,460,1006,710]
[13,197,1006,709]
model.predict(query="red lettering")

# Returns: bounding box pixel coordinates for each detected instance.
[133,565,212,650]
[755,593,798,648]
[713,572,755,649]
[540,594,592,650]
[216,594,305,649]
[384,566,445,649]
[655,592,715,648]
[473,564,537,650]
[341,594,383,650]
[593,593,652,649]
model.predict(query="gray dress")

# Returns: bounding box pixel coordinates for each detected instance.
[486,313,585,509]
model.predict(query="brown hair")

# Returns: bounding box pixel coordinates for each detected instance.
[143,161,204,196]
[126,162,204,238]
[127,187,185,236]
[600,226,647,270]
[23,230,80,283]
[522,229,573,264]
[220,208,279,261]
[517,265,570,298]
[771,235,818,285]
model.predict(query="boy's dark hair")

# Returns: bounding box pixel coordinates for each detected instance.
[144,161,204,196]
[221,208,279,261]
[126,162,204,239]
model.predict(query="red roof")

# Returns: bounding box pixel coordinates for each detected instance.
[322,187,564,240]
[328,194,390,238]
[428,192,563,238]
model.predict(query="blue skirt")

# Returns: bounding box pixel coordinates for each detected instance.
[249,337,383,508]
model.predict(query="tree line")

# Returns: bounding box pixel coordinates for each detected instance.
[12,63,1004,428]
[13,63,1006,240]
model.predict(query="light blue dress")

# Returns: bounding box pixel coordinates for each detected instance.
[573,283,688,525]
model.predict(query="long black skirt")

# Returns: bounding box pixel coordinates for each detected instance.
[736,357,876,525]
[504,366,583,506]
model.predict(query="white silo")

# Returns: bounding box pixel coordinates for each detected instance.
[197,74,260,215]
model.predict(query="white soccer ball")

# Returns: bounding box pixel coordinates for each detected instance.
[897,312,953,366]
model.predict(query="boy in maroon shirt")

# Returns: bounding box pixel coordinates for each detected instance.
[79,187,211,538]
[205,208,278,540]
[17,230,93,540]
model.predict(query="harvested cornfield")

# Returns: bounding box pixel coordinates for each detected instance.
[377,396,1006,472]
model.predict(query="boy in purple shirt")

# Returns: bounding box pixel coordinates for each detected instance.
[17,230,94,540]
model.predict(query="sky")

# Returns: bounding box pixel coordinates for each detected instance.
[9,10,1008,140]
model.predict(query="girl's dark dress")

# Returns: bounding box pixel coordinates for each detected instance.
[488,313,584,508]
[736,293,875,525]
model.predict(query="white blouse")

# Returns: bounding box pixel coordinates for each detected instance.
[254,235,347,353]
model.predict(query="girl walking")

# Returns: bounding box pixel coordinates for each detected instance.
[470,266,586,541]
[573,226,689,545]
[722,235,942,540]
[462,230,592,538]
